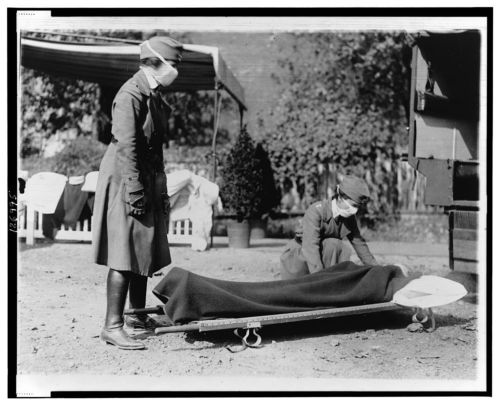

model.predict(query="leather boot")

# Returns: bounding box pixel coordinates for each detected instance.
[125,273,161,331]
[100,269,145,350]
[125,314,163,330]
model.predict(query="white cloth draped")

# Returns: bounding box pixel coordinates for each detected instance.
[167,170,219,251]
[23,172,68,214]
[81,171,99,192]
[20,169,217,251]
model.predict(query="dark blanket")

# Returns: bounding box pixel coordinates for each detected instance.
[57,182,92,227]
[153,261,418,324]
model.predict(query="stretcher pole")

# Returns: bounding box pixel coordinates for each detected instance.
[154,323,200,333]
[124,305,164,315]
[154,302,404,335]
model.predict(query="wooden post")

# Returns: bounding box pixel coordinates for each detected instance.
[211,81,221,182]
[324,163,329,199]
[210,81,221,248]
[26,204,35,245]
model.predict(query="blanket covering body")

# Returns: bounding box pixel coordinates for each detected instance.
[153,261,418,324]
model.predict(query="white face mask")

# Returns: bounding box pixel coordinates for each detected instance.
[144,40,179,87]
[336,197,358,218]
[152,62,178,87]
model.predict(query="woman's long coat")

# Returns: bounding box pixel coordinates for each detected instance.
[92,69,171,276]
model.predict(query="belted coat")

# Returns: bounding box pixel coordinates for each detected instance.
[281,199,377,274]
[92,70,171,276]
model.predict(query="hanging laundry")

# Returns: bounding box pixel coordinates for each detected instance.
[52,176,92,228]
[167,170,219,251]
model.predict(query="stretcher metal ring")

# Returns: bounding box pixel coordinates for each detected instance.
[411,308,436,333]
[245,328,263,348]
[412,308,428,323]
[229,327,263,351]
[226,329,250,353]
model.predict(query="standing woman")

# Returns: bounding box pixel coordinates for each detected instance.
[92,36,183,349]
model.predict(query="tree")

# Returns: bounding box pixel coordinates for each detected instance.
[262,32,412,223]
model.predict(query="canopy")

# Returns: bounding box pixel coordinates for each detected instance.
[20,37,246,110]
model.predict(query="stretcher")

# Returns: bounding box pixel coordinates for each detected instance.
[124,302,436,350]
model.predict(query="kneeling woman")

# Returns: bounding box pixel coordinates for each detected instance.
[280,175,378,280]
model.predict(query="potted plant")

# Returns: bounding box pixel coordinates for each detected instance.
[219,128,266,248]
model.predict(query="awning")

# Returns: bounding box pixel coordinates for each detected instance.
[20,37,246,110]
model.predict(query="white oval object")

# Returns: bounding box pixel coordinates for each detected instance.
[392,275,468,308]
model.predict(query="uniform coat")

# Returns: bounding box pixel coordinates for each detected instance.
[280,199,377,279]
[92,70,171,276]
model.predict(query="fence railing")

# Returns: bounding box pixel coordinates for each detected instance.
[17,204,193,245]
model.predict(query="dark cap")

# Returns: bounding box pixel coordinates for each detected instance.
[140,36,183,62]
[339,175,371,204]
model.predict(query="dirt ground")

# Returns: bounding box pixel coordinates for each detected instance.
[16,237,482,393]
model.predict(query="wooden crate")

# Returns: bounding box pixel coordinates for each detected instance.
[448,210,479,274]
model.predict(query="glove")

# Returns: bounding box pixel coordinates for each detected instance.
[128,191,148,218]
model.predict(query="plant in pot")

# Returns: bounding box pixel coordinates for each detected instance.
[219,127,266,248]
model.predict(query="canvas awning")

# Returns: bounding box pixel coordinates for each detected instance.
[20,37,246,110]
[20,32,246,213]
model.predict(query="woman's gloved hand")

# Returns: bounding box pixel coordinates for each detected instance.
[128,191,149,218]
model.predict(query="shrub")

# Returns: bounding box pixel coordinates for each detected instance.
[219,127,268,221]
[48,136,106,176]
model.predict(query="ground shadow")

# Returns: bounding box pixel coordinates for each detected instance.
[248,241,288,249]
[18,239,58,252]
[461,294,478,304]
[207,240,287,249]
[18,238,91,252]
[131,330,156,341]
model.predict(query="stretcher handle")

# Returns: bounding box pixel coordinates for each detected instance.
[124,305,165,315]
[155,323,200,334]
